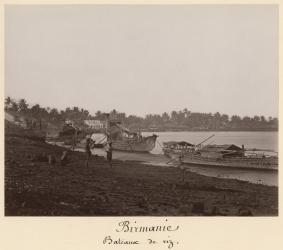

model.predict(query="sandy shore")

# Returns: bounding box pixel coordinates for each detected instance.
[5,133,278,216]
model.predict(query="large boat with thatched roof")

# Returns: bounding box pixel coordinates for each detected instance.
[107,119,157,153]
[163,139,278,171]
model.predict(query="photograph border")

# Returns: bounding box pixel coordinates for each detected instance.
[0,1,282,250]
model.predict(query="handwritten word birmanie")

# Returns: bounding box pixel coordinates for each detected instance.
[116,219,180,233]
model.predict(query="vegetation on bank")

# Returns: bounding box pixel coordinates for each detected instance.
[5,97,278,132]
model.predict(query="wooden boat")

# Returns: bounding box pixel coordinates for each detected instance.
[111,135,157,152]
[163,135,214,158]
[46,123,82,145]
[181,154,278,171]
[163,141,196,157]
[107,120,157,152]
[163,141,278,171]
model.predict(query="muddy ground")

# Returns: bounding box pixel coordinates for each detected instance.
[5,132,278,216]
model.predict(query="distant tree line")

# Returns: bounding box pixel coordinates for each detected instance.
[5,97,278,131]
[5,97,91,127]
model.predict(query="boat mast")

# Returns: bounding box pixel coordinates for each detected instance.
[196,134,215,149]
[105,113,110,142]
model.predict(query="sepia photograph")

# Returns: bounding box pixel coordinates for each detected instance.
[4,4,278,216]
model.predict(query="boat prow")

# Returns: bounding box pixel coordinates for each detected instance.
[112,134,157,153]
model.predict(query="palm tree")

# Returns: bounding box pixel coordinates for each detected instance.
[5,97,12,110]
[18,98,29,112]
[162,112,170,123]
[30,104,42,119]
[11,101,19,112]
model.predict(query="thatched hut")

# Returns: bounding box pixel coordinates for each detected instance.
[200,144,244,159]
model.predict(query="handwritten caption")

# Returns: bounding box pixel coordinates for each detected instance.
[102,219,180,249]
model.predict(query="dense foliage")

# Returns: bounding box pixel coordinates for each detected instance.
[5,97,278,131]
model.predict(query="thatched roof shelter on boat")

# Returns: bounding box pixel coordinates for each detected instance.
[163,141,195,147]
[201,144,244,159]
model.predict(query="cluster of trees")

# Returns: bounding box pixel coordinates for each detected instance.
[5,97,91,127]
[118,109,278,131]
[5,97,278,131]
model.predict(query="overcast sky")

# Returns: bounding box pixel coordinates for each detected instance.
[5,5,278,118]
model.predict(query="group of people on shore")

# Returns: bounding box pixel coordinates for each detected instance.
[85,136,112,168]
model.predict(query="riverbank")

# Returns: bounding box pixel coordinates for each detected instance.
[72,146,278,186]
[5,134,278,216]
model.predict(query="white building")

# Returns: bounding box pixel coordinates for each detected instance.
[84,119,105,130]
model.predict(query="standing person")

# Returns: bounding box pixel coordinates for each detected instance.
[60,151,68,166]
[85,136,92,168]
[71,129,78,151]
[178,155,186,183]
[173,155,186,182]
[105,141,113,168]
[167,155,186,182]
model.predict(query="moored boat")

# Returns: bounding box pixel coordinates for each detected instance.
[163,141,196,157]
[163,141,278,171]
[111,135,157,152]
[181,154,278,171]
[107,120,157,152]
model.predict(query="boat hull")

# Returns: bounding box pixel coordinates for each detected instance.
[183,155,277,170]
[112,135,157,152]
[164,151,278,171]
